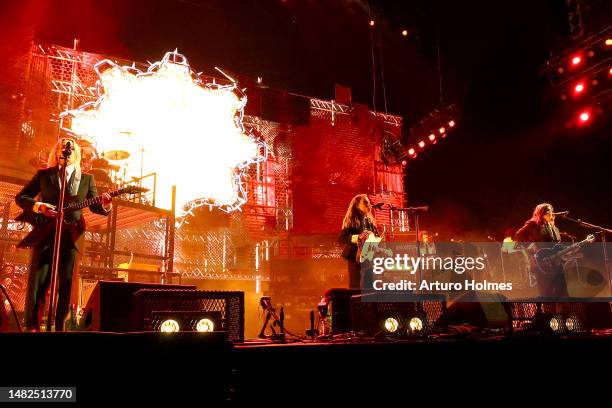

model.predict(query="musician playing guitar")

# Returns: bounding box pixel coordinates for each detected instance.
[339,194,382,289]
[16,137,112,331]
[514,203,567,297]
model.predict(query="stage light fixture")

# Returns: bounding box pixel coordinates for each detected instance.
[383,317,400,333]
[579,110,591,123]
[160,319,180,333]
[418,140,425,148]
[608,67,612,76]
[448,120,455,127]
[549,316,563,332]
[428,133,436,142]
[196,318,215,332]
[402,30,408,36]
[407,317,424,333]
[565,316,578,332]
[369,20,375,27]
[574,82,585,94]
[408,148,415,156]
[605,39,612,46]
[438,127,446,134]
[571,55,582,65]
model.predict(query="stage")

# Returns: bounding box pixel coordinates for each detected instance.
[3,331,612,404]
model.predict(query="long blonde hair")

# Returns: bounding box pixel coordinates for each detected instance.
[342,193,377,230]
[47,137,82,171]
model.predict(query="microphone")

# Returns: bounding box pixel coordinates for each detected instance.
[552,211,569,216]
[371,202,385,209]
[62,141,73,159]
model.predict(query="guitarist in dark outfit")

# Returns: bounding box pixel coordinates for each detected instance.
[514,203,568,297]
[16,138,112,331]
[339,194,380,289]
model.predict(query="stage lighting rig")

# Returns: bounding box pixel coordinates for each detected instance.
[540,25,612,127]
[404,104,458,161]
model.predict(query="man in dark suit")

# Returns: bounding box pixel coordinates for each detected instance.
[16,137,112,331]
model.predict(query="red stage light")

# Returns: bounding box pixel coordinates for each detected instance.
[428,133,436,142]
[579,110,591,123]
[448,120,455,127]
[606,39,612,46]
[401,159,407,166]
[418,140,425,148]
[574,82,585,94]
[609,67,612,76]
[571,55,582,65]
[408,148,415,156]
[438,127,446,134]
[402,30,408,36]
[369,20,375,27]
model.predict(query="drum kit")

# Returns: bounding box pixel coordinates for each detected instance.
[77,139,133,189]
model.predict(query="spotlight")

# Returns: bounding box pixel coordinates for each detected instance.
[574,82,585,94]
[579,110,591,123]
[418,140,425,148]
[383,317,399,333]
[160,319,180,333]
[605,38,612,46]
[402,30,408,36]
[369,20,375,27]
[407,316,424,333]
[401,159,407,166]
[571,55,582,66]
[565,316,579,332]
[549,316,563,332]
[428,133,436,142]
[608,67,612,76]
[448,120,455,127]
[196,318,215,332]
[408,147,415,156]
[438,127,446,134]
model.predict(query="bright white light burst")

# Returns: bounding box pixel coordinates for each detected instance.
[60,51,266,217]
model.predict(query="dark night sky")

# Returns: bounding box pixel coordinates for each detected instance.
[5,0,612,238]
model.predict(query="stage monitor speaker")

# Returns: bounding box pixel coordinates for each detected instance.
[82,281,196,332]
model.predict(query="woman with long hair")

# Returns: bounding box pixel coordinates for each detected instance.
[339,194,380,289]
[514,202,567,297]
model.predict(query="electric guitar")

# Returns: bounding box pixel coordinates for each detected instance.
[533,234,595,275]
[15,185,148,248]
[355,231,392,263]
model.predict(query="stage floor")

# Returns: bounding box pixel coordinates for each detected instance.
[2,331,612,404]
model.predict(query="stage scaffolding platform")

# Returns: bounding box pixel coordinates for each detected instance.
[0,176,177,315]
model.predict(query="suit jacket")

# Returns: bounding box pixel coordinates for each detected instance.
[15,167,110,246]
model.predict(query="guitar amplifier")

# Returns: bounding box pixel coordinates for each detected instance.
[82,280,196,332]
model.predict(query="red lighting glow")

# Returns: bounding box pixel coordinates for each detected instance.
[418,140,425,148]
[438,127,446,134]
[571,55,582,66]
[408,148,415,156]
[605,39,612,46]
[448,120,455,127]
[428,133,436,141]
[574,82,585,94]
[579,110,591,123]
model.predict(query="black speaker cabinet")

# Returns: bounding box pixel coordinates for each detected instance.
[83,281,195,332]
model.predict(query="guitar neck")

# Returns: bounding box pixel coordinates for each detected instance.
[65,189,124,211]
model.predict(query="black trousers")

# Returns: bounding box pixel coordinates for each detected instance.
[25,236,77,331]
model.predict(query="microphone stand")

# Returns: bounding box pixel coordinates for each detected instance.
[558,214,612,296]
[46,144,72,331]
[390,206,429,291]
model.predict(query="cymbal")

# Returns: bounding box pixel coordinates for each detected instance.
[104,150,130,161]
